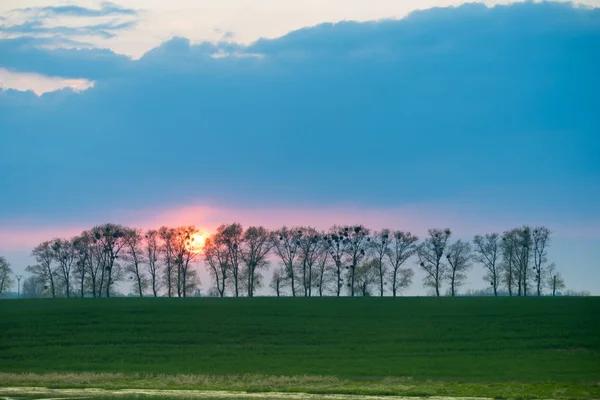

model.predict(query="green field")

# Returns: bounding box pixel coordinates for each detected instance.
[1,297,599,399]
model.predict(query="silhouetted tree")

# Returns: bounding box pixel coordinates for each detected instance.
[269,266,288,297]
[501,229,519,296]
[87,230,108,297]
[52,238,77,298]
[159,226,176,297]
[217,223,244,297]
[371,230,390,296]
[29,241,57,298]
[532,226,551,296]
[172,226,201,297]
[91,224,127,298]
[298,227,322,297]
[473,233,501,296]
[144,229,162,297]
[417,228,451,297]
[446,240,473,296]
[72,233,93,297]
[204,235,229,297]
[514,226,533,296]
[325,226,348,297]
[123,228,147,297]
[314,240,332,296]
[354,259,378,296]
[548,268,565,296]
[0,256,13,296]
[271,227,302,296]
[240,226,272,297]
[386,231,418,297]
[21,275,45,298]
[343,225,371,297]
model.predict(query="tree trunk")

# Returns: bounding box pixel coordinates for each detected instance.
[289,265,296,297]
[379,258,384,297]
[48,267,56,298]
[106,267,112,298]
[152,273,157,297]
[308,264,312,297]
[65,276,70,298]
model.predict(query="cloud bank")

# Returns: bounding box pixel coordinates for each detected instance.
[0,1,598,221]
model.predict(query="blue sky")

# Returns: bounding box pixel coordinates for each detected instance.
[0,0,599,295]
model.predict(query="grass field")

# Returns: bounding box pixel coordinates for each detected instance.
[1,297,599,399]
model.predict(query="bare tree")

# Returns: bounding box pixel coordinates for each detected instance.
[386,231,418,297]
[30,241,57,298]
[547,267,565,296]
[72,233,93,297]
[271,227,302,297]
[417,228,451,297]
[91,224,127,298]
[354,259,379,296]
[371,230,390,296]
[501,229,519,296]
[204,235,229,297]
[532,226,551,296]
[0,256,13,296]
[297,227,322,297]
[324,227,348,297]
[314,239,332,296]
[514,226,533,296]
[445,240,473,296]
[21,275,45,298]
[52,238,77,298]
[159,227,176,297]
[473,233,501,296]
[144,230,162,297]
[217,223,244,297]
[240,226,272,297]
[342,225,371,297]
[269,266,288,297]
[123,228,147,297]
[88,231,108,297]
[172,226,201,297]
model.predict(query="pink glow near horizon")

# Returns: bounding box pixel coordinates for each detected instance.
[1,203,597,252]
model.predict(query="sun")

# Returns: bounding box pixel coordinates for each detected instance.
[189,233,206,253]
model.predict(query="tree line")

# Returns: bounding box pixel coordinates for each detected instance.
[1,222,568,299]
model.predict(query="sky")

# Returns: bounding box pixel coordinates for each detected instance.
[0,0,599,296]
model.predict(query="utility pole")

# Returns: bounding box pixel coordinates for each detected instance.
[16,275,23,298]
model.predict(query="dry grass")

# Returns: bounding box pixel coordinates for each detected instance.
[0,386,493,400]
[1,373,598,399]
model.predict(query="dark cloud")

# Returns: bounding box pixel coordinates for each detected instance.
[0,2,598,220]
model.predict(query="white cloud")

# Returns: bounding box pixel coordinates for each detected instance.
[2,0,599,58]
[0,67,94,94]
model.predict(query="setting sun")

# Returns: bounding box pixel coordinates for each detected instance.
[189,232,206,253]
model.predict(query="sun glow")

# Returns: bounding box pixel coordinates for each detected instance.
[189,232,206,253]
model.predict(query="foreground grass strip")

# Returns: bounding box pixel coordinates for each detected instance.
[0,387,494,400]
[1,374,599,400]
